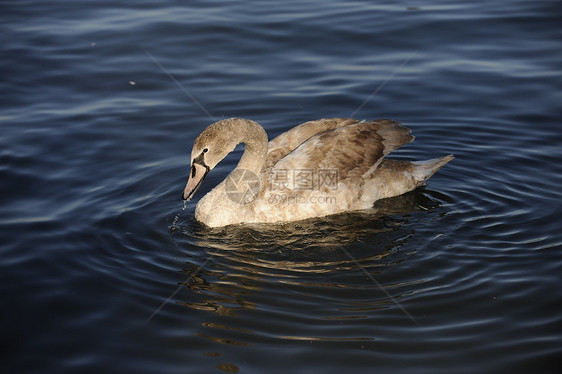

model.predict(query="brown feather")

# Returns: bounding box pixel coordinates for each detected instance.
[268,118,413,185]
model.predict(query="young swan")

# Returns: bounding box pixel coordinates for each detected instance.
[182,118,453,227]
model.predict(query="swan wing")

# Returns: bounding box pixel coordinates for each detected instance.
[270,119,414,184]
[266,118,359,169]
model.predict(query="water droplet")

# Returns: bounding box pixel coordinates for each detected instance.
[171,201,188,230]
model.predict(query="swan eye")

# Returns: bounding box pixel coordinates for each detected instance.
[203,148,208,153]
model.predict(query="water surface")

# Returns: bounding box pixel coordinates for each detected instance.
[1,0,561,373]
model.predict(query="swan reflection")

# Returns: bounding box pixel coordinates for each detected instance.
[172,188,451,351]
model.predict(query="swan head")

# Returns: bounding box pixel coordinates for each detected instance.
[182,120,241,200]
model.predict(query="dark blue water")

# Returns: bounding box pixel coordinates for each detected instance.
[2,1,561,373]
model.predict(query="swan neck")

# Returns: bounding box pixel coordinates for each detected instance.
[235,119,268,173]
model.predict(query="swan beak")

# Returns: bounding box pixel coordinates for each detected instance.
[182,162,209,200]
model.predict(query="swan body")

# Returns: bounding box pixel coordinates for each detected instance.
[182,118,453,227]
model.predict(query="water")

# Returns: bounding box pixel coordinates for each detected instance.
[1,0,561,373]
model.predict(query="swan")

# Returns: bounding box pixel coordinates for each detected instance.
[182,118,453,227]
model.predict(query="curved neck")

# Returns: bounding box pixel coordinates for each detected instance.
[231,119,268,174]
